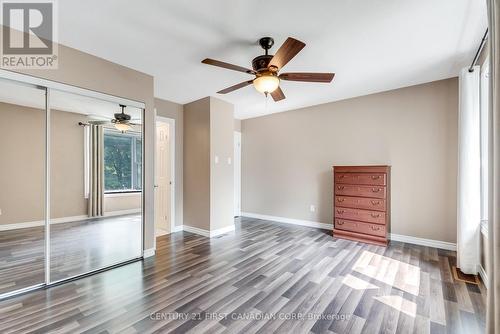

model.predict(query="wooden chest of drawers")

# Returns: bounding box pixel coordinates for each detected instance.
[333,165,391,246]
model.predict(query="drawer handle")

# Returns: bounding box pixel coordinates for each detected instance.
[337,186,345,190]
[337,221,344,226]
[372,188,381,193]
[371,226,381,231]
[337,198,345,202]
[371,175,381,180]
[337,209,345,214]
[371,200,380,205]
[371,213,381,218]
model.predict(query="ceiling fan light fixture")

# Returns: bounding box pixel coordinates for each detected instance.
[253,74,280,94]
[114,122,131,133]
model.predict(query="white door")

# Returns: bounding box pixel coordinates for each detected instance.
[155,122,171,235]
[234,131,241,217]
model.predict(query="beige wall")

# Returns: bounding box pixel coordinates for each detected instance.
[183,97,211,230]
[183,97,235,231]
[210,97,234,230]
[104,194,141,213]
[242,78,459,243]
[2,26,156,249]
[234,119,242,132]
[155,98,184,228]
[0,102,45,224]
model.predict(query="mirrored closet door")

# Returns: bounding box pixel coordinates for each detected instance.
[0,72,144,299]
[49,89,143,282]
[0,78,47,296]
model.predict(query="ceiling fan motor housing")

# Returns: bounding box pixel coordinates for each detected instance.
[252,55,273,72]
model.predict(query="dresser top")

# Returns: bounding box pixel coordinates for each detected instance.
[333,165,391,173]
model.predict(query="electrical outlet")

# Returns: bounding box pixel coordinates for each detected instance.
[310,205,316,212]
[0,208,2,215]
[227,157,232,165]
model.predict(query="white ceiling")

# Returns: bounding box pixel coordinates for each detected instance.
[0,78,142,120]
[58,0,487,119]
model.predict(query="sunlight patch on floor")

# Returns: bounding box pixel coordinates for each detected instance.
[374,295,417,317]
[352,250,421,296]
[342,274,379,290]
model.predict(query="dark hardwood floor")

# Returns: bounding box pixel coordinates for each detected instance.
[0,214,141,295]
[0,217,486,334]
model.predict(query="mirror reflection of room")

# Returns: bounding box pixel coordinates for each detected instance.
[49,90,143,281]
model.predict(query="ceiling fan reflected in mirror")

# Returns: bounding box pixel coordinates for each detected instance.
[202,37,335,102]
[80,104,140,133]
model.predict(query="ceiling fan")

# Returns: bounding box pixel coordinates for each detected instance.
[202,37,335,102]
[79,104,140,133]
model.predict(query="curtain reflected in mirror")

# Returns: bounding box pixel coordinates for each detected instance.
[0,78,46,295]
[49,89,142,282]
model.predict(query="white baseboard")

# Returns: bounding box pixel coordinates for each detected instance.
[210,224,236,237]
[143,248,156,258]
[478,264,488,288]
[389,233,456,251]
[0,215,90,231]
[241,212,457,251]
[104,209,141,217]
[0,210,141,231]
[241,212,332,230]
[171,224,184,233]
[182,224,235,238]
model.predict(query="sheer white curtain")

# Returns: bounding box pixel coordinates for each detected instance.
[457,66,481,274]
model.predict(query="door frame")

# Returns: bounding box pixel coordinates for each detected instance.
[154,114,176,240]
[234,131,242,217]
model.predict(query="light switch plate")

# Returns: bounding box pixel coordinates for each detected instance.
[310,205,316,212]
[215,156,219,164]
[228,157,232,165]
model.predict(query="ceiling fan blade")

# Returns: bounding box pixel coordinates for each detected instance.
[270,87,286,102]
[217,80,254,94]
[279,72,335,83]
[202,58,256,75]
[268,37,306,70]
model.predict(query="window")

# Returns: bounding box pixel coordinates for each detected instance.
[104,129,142,193]
[480,61,489,231]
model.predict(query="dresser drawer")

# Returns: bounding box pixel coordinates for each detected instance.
[334,184,386,199]
[335,173,386,186]
[335,219,386,237]
[335,207,386,224]
[335,196,386,212]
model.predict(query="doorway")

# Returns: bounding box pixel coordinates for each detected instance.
[155,116,175,237]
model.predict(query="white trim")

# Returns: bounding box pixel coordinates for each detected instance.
[183,225,210,237]
[0,69,146,109]
[241,212,332,230]
[104,192,142,198]
[241,212,457,251]
[104,209,141,217]
[389,233,456,251]
[234,131,242,217]
[172,224,184,233]
[210,224,236,237]
[143,248,156,258]
[0,215,89,231]
[0,211,141,231]
[478,264,488,288]
[181,224,236,238]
